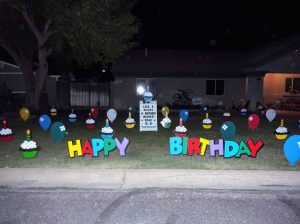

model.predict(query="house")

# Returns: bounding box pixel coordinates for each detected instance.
[111,34,300,111]
[1,34,300,111]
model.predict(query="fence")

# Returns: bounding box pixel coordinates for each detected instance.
[69,82,110,107]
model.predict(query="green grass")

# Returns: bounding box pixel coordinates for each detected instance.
[0,110,299,170]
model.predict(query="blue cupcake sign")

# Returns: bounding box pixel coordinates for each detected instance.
[143,87,153,103]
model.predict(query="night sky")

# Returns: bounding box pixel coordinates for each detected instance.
[133,0,299,50]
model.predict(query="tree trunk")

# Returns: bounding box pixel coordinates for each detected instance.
[28,48,49,110]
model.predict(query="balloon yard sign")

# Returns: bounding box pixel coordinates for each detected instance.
[67,137,130,158]
[169,137,264,158]
[139,100,158,131]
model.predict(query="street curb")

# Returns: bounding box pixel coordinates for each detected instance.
[0,168,299,190]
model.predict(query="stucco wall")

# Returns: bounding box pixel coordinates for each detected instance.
[263,73,300,104]
[112,77,247,109]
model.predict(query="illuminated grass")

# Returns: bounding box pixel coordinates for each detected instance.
[0,110,299,170]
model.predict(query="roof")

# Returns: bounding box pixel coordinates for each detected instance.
[112,49,248,77]
[0,60,22,74]
[112,33,300,77]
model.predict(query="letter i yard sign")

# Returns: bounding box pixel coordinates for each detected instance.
[139,100,158,131]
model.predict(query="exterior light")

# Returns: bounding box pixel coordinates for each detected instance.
[137,86,145,95]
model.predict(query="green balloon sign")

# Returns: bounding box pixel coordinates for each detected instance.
[50,122,66,143]
[220,121,236,140]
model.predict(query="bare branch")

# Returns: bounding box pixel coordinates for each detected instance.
[0,37,22,66]
[21,8,43,44]
[43,18,52,35]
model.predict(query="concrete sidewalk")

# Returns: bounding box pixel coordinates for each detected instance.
[0,168,299,190]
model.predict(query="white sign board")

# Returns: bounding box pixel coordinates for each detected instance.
[139,100,158,131]
[192,97,202,105]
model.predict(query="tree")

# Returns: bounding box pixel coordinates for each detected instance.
[0,0,139,109]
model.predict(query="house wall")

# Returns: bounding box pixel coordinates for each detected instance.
[0,74,25,92]
[263,73,300,104]
[112,77,247,109]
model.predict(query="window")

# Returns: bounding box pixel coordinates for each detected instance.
[206,80,224,95]
[136,78,156,96]
[285,78,300,93]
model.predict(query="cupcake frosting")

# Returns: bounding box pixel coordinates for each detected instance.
[101,126,114,134]
[69,113,76,118]
[0,128,12,135]
[126,118,135,123]
[275,127,288,133]
[162,117,171,123]
[50,108,57,112]
[175,126,187,133]
[223,112,231,117]
[202,118,212,124]
[144,91,153,97]
[86,118,95,124]
[20,140,37,150]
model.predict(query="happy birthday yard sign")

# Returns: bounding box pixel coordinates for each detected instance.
[169,137,264,158]
[68,137,130,157]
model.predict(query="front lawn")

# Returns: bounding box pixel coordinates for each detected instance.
[0,110,299,170]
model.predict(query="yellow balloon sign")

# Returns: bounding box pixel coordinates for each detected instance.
[20,107,30,121]
[162,106,170,117]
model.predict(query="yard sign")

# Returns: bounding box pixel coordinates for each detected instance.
[139,100,158,131]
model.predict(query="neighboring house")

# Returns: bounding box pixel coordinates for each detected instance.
[0,60,61,106]
[112,34,300,111]
[0,59,111,109]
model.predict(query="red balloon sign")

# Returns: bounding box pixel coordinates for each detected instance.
[91,106,99,119]
[248,114,260,130]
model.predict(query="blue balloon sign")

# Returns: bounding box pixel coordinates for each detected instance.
[39,114,51,131]
[179,110,189,122]
[284,135,300,166]
[50,122,66,143]
[220,121,236,140]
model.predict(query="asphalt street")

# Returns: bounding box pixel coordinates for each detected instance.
[0,187,299,224]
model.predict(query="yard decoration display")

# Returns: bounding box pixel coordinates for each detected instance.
[67,137,130,158]
[101,118,114,138]
[275,119,289,140]
[139,100,158,131]
[179,109,189,122]
[69,109,77,122]
[19,107,30,122]
[50,122,67,143]
[222,109,231,121]
[174,118,188,138]
[220,121,236,140]
[125,107,135,128]
[91,106,99,119]
[107,109,117,123]
[50,105,57,116]
[161,106,170,117]
[86,113,95,129]
[248,114,260,130]
[284,135,300,166]
[0,120,13,142]
[19,129,40,158]
[202,113,212,129]
[143,87,153,103]
[169,137,264,158]
[240,108,247,116]
[161,106,172,128]
[266,109,276,122]
[39,114,51,131]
